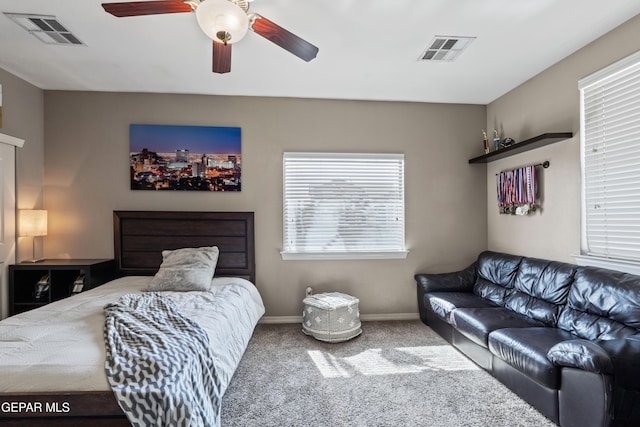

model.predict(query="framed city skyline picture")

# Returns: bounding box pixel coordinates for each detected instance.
[130,124,241,191]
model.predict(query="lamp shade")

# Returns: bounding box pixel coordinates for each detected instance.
[19,210,48,237]
[196,0,249,44]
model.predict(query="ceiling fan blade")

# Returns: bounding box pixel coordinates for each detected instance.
[102,1,192,17]
[212,41,232,74]
[249,14,318,62]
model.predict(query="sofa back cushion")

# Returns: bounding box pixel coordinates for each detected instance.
[558,266,640,340]
[504,258,577,326]
[473,251,523,306]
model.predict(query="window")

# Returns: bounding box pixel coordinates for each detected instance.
[282,152,407,260]
[578,50,640,273]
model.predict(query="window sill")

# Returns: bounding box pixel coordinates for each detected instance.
[281,250,409,261]
[573,254,640,276]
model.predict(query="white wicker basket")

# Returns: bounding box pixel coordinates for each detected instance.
[302,292,361,343]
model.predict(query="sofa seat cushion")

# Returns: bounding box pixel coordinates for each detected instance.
[488,327,576,389]
[451,307,545,348]
[425,292,498,324]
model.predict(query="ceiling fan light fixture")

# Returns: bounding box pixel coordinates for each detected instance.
[196,0,249,44]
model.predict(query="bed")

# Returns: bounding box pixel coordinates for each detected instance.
[0,211,264,426]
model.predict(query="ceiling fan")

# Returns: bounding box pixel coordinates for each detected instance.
[101,0,319,74]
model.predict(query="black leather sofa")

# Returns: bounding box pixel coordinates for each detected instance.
[415,251,640,427]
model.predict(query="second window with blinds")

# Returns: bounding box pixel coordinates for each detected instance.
[578,50,640,273]
[282,152,407,260]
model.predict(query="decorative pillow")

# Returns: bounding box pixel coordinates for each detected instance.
[147,246,219,292]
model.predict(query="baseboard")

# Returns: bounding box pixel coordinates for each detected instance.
[360,313,420,321]
[259,316,302,324]
[259,313,419,324]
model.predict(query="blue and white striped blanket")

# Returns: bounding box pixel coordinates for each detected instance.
[104,292,222,427]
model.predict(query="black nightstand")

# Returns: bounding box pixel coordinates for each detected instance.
[8,259,115,316]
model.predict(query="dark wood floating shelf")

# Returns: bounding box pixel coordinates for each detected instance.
[469,132,573,164]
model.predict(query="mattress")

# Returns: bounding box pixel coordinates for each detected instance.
[0,275,265,394]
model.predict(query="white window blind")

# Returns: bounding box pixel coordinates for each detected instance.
[282,152,407,260]
[580,50,640,263]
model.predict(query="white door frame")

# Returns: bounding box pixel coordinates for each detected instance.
[0,132,23,319]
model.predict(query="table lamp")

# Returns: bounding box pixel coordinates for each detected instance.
[18,209,47,262]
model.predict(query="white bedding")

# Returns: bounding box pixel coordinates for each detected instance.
[0,276,264,394]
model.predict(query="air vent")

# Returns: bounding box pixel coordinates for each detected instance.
[4,13,84,46]
[419,36,475,62]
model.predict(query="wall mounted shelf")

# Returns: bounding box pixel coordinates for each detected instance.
[468,132,573,164]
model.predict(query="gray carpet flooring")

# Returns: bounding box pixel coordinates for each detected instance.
[221,320,556,427]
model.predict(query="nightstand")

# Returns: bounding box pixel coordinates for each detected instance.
[8,259,115,316]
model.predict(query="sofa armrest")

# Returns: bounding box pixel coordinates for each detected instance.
[597,336,640,390]
[415,262,476,294]
[547,339,614,374]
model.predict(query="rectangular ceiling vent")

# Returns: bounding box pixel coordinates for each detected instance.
[4,13,84,46]
[419,36,475,62]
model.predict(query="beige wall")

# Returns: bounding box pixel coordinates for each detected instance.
[486,15,640,262]
[0,68,45,262]
[43,92,486,317]
[0,67,44,318]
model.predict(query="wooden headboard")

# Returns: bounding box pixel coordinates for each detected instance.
[113,211,255,283]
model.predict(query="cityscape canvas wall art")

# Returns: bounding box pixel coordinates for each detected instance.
[130,124,241,191]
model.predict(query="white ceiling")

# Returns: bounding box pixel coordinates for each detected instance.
[0,0,638,105]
